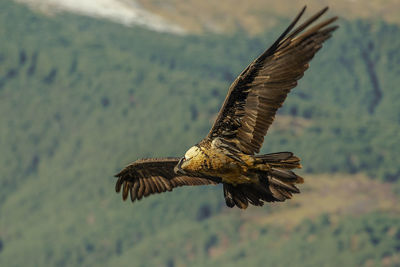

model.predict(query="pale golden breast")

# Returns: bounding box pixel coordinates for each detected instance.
[182,146,256,185]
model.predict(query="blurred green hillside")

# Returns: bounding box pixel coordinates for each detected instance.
[0,1,400,266]
[138,0,400,34]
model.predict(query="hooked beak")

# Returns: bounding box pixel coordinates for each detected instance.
[174,157,186,175]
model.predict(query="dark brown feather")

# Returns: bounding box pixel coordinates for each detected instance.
[130,180,139,201]
[115,158,219,203]
[205,6,338,154]
[137,178,145,200]
[115,177,123,193]
[122,181,129,201]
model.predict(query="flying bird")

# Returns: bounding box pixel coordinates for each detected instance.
[115,6,338,209]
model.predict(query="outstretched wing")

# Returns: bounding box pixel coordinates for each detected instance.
[206,6,338,154]
[115,158,219,202]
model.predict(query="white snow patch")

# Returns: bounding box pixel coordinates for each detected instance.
[15,0,185,34]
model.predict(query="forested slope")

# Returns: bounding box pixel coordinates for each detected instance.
[1,1,400,266]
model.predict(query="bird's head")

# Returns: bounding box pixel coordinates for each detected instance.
[174,145,201,175]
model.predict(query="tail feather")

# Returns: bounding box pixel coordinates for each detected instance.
[269,168,297,180]
[269,177,300,193]
[223,185,235,208]
[255,152,302,169]
[269,168,304,184]
[223,184,249,209]
[269,186,288,201]
[223,152,303,209]
[255,152,293,162]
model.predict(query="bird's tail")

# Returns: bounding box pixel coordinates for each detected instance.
[254,151,302,170]
[223,152,303,209]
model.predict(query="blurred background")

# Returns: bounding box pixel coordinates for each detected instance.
[1,0,400,266]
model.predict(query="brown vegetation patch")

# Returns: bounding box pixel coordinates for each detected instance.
[240,173,399,227]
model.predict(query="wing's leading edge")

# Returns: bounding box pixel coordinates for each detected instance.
[206,6,338,154]
[115,158,219,202]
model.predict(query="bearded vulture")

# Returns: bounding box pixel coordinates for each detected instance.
[114,6,338,209]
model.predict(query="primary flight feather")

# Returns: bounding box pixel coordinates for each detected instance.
[114,6,338,209]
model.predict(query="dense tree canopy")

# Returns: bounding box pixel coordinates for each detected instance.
[0,1,399,266]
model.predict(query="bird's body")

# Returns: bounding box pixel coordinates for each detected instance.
[179,140,256,185]
[114,6,338,209]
